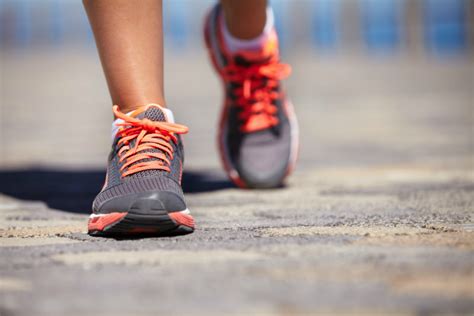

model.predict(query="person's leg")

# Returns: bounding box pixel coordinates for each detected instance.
[83,0,165,113]
[220,0,267,39]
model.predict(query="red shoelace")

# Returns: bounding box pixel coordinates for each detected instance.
[221,59,291,132]
[113,105,188,177]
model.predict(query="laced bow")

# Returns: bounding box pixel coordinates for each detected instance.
[113,105,188,177]
[222,60,291,132]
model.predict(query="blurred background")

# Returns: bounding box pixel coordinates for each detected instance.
[0,0,472,204]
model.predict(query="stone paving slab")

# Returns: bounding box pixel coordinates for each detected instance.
[1,165,473,315]
[1,51,473,315]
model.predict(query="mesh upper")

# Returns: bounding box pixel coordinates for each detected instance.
[128,107,171,180]
[93,175,183,212]
[93,105,185,212]
[142,107,166,121]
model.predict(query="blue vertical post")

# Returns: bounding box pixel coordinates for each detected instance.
[270,0,287,52]
[164,0,189,50]
[49,0,63,46]
[423,0,467,56]
[0,0,5,48]
[312,0,340,51]
[360,0,402,54]
[15,0,32,48]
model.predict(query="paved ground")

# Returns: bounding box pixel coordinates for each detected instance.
[1,49,473,315]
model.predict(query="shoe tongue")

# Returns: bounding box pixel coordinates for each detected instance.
[123,104,170,179]
[233,31,279,66]
[234,52,272,67]
[133,104,167,122]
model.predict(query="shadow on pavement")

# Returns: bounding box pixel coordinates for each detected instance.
[0,168,233,214]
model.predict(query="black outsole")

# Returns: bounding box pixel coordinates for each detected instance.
[88,210,194,238]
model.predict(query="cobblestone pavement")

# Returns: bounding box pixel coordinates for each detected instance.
[0,50,473,315]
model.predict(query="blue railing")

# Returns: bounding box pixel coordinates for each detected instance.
[424,0,468,55]
[0,0,469,57]
[312,0,340,51]
[360,0,403,53]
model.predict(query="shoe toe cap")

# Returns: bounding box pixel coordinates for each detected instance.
[93,176,186,214]
[99,190,187,214]
[236,140,291,189]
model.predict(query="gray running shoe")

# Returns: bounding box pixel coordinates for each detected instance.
[204,5,299,188]
[88,104,195,236]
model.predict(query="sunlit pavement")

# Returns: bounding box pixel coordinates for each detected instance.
[1,50,473,315]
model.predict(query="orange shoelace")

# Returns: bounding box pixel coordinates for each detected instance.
[222,59,291,133]
[113,105,188,177]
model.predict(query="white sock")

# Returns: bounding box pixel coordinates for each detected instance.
[221,6,275,53]
[111,107,175,140]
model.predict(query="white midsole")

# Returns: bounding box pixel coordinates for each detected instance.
[89,208,191,219]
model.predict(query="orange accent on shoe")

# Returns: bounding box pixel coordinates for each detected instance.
[169,212,195,229]
[88,212,127,232]
[216,25,291,134]
[221,60,291,133]
[112,105,188,178]
[235,30,280,61]
[211,17,290,133]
